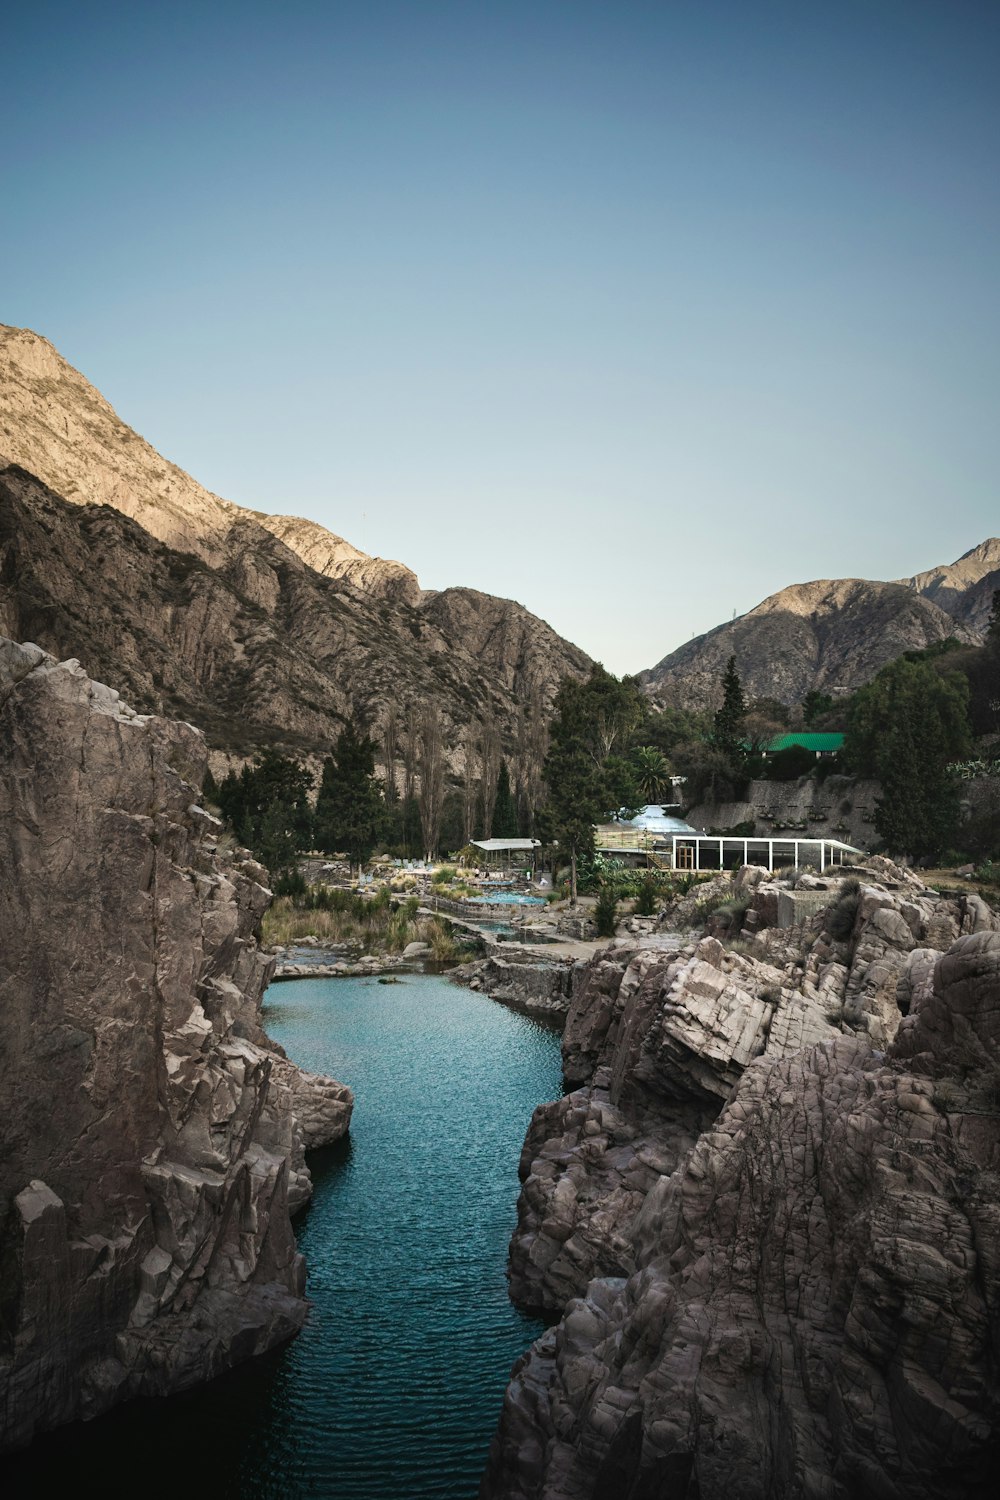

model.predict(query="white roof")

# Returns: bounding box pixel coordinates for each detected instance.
[471,838,541,851]
[627,805,697,834]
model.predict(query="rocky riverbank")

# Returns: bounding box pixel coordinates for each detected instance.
[483,861,1000,1498]
[0,641,352,1452]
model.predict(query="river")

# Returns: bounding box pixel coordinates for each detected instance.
[5,973,563,1499]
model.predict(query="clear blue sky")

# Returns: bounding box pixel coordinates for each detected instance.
[3,1,998,674]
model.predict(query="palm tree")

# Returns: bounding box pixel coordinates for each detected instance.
[632,745,670,804]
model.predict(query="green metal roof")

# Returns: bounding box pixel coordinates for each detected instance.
[765,733,844,753]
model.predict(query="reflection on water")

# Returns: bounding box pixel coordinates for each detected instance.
[3,975,562,1500]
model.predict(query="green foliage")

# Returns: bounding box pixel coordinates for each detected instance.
[713,656,747,761]
[673,739,748,807]
[633,871,661,916]
[315,721,383,870]
[543,665,645,900]
[802,689,835,726]
[631,744,671,803]
[712,895,751,936]
[594,886,619,937]
[202,767,220,804]
[845,657,972,859]
[216,749,314,879]
[493,761,519,838]
[765,744,817,781]
[641,704,713,756]
[825,878,861,940]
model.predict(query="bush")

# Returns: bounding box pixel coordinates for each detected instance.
[595,887,619,937]
[273,869,307,898]
[766,745,817,781]
[712,895,751,936]
[634,872,660,917]
[826,877,861,940]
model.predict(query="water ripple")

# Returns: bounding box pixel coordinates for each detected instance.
[4,975,562,1500]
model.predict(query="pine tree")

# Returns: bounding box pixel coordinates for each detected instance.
[845,657,971,859]
[315,721,383,871]
[713,656,747,761]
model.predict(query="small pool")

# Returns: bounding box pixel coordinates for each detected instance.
[465,894,547,907]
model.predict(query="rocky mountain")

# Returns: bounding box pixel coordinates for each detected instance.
[0,325,590,762]
[0,640,352,1450]
[641,543,999,710]
[904,536,1000,631]
[481,864,1000,1498]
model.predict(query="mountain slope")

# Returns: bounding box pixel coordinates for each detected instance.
[641,552,995,709]
[0,327,591,758]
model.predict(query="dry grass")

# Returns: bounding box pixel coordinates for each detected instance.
[263,893,463,959]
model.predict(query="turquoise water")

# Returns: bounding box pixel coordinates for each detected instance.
[465,894,546,906]
[4,975,563,1499]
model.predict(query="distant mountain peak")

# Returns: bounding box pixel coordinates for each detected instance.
[641,542,994,710]
[0,323,419,603]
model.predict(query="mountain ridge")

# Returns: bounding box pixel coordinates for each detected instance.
[641,545,998,709]
[0,327,591,764]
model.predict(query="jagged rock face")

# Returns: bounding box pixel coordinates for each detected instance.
[0,640,352,1451]
[0,464,587,763]
[507,926,841,1316]
[485,932,1000,1500]
[488,868,1000,1495]
[0,326,591,758]
[0,324,407,591]
[641,564,992,709]
[903,537,1000,631]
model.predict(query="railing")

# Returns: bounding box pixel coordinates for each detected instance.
[594,829,660,852]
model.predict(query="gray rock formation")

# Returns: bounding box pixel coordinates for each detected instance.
[640,557,995,709]
[903,537,1000,633]
[455,952,584,1019]
[0,640,352,1451]
[485,869,1000,1497]
[0,326,591,762]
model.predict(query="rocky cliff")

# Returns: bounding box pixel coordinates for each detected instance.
[641,551,997,710]
[0,640,352,1451]
[484,864,1000,1497]
[0,326,590,759]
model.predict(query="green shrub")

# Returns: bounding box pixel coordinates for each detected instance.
[595,887,619,937]
[634,872,660,917]
[712,895,751,936]
[766,745,816,781]
[826,878,862,940]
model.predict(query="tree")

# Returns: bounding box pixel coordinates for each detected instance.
[631,745,671,804]
[512,686,549,834]
[461,732,477,845]
[802,689,834,726]
[476,721,502,838]
[215,750,314,879]
[380,708,399,805]
[314,721,383,872]
[418,707,446,861]
[844,657,972,859]
[542,666,645,903]
[494,760,518,837]
[713,656,747,762]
